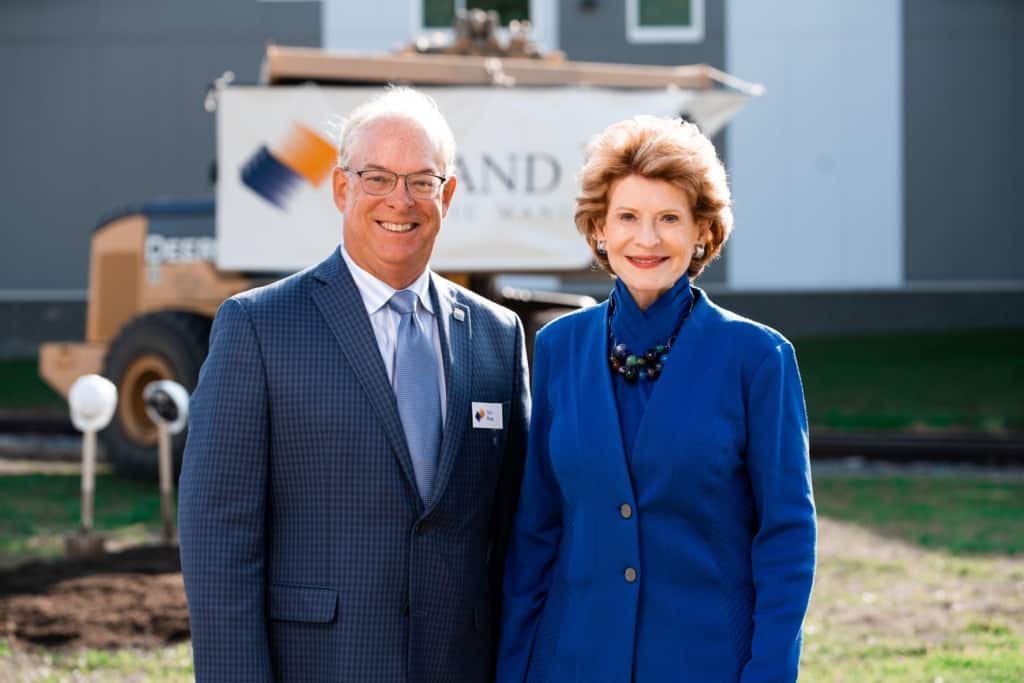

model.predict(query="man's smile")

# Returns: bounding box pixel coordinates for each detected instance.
[376,220,418,233]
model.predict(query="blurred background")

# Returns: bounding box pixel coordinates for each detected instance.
[1,1,1022,681]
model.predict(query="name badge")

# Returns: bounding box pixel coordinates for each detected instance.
[471,402,503,430]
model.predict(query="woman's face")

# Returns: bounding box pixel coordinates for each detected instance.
[596,174,709,310]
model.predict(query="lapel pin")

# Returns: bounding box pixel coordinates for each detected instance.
[453,309,465,323]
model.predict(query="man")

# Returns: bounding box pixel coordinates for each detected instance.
[179,87,529,682]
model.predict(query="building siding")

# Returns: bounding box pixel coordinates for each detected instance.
[2,0,1021,356]
[0,0,318,356]
[725,0,903,291]
[0,0,320,295]
[902,0,1024,283]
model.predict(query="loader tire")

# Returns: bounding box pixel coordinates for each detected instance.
[101,312,211,480]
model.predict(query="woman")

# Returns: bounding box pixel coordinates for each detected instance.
[498,116,816,682]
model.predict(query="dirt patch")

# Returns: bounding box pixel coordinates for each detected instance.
[0,545,188,650]
[1,519,1021,666]
[808,517,1024,644]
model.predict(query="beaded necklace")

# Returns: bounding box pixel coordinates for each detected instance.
[606,288,698,383]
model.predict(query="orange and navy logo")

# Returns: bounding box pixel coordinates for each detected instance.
[240,123,335,209]
[474,409,487,422]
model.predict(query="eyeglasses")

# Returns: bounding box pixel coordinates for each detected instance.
[342,167,447,200]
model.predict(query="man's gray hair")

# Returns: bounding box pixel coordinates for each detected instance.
[337,86,457,176]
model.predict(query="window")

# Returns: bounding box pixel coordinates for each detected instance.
[626,0,705,44]
[415,0,556,51]
[423,0,530,29]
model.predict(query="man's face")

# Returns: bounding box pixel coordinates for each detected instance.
[332,118,456,290]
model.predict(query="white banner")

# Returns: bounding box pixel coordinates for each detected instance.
[217,86,747,273]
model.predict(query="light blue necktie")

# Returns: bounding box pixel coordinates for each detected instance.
[389,290,442,503]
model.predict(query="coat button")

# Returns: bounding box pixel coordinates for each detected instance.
[619,503,632,519]
[624,567,637,583]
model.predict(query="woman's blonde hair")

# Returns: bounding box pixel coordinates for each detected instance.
[574,116,733,278]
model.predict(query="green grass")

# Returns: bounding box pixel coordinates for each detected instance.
[49,643,194,679]
[0,473,168,566]
[0,639,194,682]
[794,328,1024,433]
[6,329,1023,432]
[802,471,1024,681]
[801,628,1024,682]
[814,475,1024,555]
[0,358,67,412]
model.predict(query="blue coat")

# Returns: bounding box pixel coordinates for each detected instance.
[179,249,529,682]
[498,291,816,683]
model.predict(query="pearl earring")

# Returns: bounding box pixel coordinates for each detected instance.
[693,244,705,259]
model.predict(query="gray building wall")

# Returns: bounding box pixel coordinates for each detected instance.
[3,1,1022,357]
[1,0,319,293]
[706,288,1024,338]
[557,0,729,285]
[0,0,319,356]
[560,0,1024,336]
[558,1,725,67]
[903,0,1024,283]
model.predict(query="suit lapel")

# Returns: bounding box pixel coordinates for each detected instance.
[425,274,471,512]
[574,302,634,494]
[310,250,423,512]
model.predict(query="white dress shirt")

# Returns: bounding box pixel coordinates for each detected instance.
[340,245,447,423]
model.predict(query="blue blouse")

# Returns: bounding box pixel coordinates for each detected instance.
[609,276,693,461]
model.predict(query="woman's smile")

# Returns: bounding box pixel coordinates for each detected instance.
[625,255,669,269]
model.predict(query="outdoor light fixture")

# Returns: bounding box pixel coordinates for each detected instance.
[143,380,190,543]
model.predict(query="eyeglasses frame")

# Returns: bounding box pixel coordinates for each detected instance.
[341,166,448,200]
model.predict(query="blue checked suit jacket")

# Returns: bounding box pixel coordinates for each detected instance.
[179,248,530,682]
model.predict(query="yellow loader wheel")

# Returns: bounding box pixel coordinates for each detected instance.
[101,312,211,480]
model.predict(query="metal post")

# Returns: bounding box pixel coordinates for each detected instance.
[81,429,96,531]
[144,380,189,545]
[65,373,116,559]
[157,422,175,543]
